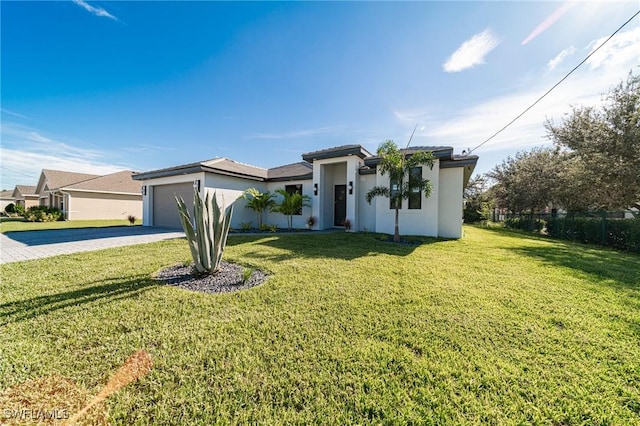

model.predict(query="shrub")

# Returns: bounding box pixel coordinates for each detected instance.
[24,206,62,222]
[175,190,234,275]
[504,216,545,232]
[239,222,253,232]
[127,215,136,225]
[4,203,15,214]
[546,216,639,253]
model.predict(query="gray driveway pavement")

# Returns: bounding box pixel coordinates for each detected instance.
[0,226,185,264]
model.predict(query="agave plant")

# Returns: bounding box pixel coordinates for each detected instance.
[175,190,233,274]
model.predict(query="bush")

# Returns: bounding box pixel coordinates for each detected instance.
[4,203,15,214]
[24,206,63,222]
[505,216,546,232]
[546,216,640,253]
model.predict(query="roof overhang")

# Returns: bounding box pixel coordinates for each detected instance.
[302,145,372,163]
[133,165,265,182]
[364,146,453,168]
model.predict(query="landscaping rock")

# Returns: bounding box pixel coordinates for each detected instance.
[154,261,267,294]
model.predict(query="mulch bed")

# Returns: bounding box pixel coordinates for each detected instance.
[154,261,268,294]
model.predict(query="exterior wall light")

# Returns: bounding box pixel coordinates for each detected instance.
[348,181,353,195]
[141,186,147,196]
[193,180,201,191]
[313,183,318,196]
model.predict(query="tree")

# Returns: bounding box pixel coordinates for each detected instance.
[272,188,311,231]
[463,175,491,223]
[365,140,435,242]
[242,188,275,228]
[545,72,640,211]
[487,147,564,213]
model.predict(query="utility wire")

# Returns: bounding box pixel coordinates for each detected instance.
[0,165,38,179]
[468,9,640,155]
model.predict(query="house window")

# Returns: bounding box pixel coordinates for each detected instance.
[409,167,422,210]
[390,178,401,209]
[285,184,303,215]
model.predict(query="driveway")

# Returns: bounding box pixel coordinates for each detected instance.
[0,226,185,264]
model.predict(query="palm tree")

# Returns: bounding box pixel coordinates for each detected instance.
[272,188,311,231]
[242,188,275,228]
[366,140,435,242]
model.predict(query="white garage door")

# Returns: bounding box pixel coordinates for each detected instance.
[152,182,195,229]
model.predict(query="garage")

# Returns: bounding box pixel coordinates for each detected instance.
[152,182,194,229]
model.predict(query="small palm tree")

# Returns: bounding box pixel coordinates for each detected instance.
[366,140,435,242]
[243,188,275,228]
[272,188,311,231]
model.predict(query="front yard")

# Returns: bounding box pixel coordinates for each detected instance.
[1,226,639,424]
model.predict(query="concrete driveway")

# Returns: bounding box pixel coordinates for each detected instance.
[0,226,185,264]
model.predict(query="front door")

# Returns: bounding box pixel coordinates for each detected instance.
[334,184,347,227]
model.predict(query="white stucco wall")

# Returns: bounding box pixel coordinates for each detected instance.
[374,159,440,237]
[311,156,363,230]
[437,167,464,238]
[204,173,266,228]
[265,180,313,229]
[357,173,376,232]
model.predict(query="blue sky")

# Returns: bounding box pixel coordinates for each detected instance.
[1,1,639,190]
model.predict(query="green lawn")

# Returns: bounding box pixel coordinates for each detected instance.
[1,226,639,424]
[0,218,141,233]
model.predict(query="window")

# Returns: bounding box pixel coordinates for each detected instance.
[285,184,303,215]
[389,178,401,209]
[408,167,422,210]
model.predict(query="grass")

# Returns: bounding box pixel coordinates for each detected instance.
[1,226,639,424]
[0,218,142,233]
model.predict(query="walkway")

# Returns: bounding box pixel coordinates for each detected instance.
[0,226,185,264]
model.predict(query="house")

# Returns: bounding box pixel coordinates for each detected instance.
[35,169,143,220]
[1,190,15,212]
[12,185,39,209]
[133,145,478,238]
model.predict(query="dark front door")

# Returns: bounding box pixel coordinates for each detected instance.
[334,184,347,226]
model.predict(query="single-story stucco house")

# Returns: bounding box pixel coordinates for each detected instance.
[12,185,39,209]
[1,190,15,212]
[133,145,478,238]
[36,169,143,220]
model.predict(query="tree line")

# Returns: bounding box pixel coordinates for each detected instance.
[465,72,639,221]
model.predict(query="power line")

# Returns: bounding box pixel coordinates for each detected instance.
[469,9,640,155]
[0,166,38,179]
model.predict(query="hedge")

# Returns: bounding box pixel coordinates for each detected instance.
[546,216,639,253]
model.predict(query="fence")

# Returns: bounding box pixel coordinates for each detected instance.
[495,210,639,253]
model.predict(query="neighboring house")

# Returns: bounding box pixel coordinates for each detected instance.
[1,190,15,212]
[12,185,39,209]
[35,169,143,220]
[133,145,478,238]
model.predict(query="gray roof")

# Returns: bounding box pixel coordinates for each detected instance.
[62,170,142,194]
[267,162,313,181]
[1,190,14,199]
[134,158,312,182]
[302,145,372,163]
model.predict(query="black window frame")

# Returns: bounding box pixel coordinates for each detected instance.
[389,178,401,210]
[285,184,303,215]
[408,167,422,210]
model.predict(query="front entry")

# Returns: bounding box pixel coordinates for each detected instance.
[334,184,347,226]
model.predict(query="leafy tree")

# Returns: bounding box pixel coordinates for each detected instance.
[545,72,640,211]
[365,140,435,242]
[487,147,563,214]
[463,175,491,223]
[272,188,311,231]
[242,188,275,228]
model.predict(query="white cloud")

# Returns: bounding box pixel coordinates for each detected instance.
[72,0,118,21]
[443,29,501,73]
[547,46,576,71]
[586,25,640,70]
[403,27,640,161]
[0,123,129,190]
